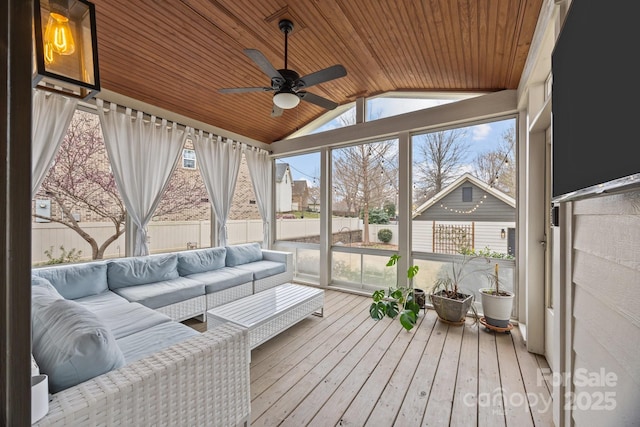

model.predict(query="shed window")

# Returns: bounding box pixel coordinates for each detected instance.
[462,187,473,202]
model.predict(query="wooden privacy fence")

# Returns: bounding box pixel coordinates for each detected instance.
[433,222,474,254]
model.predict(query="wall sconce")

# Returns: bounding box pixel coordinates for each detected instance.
[500,228,506,239]
[33,0,100,100]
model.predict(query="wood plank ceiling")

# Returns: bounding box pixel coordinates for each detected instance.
[90,0,543,143]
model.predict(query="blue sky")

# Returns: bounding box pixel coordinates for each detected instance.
[276,97,515,185]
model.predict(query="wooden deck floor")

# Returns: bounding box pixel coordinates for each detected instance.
[187,288,554,427]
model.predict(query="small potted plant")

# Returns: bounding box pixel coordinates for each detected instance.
[369,254,421,331]
[479,263,515,328]
[429,256,478,325]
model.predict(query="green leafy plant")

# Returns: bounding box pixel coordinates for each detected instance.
[43,245,83,265]
[362,207,390,224]
[369,254,420,331]
[377,228,393,243]
[459,246,514,260]
[481,262,511,296]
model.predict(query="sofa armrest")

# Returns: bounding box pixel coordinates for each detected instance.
[34,323,250,427]
[261,249,293,270]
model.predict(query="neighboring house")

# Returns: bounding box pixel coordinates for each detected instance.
[32,123,261,224]
[275,163,293,213]
[412,173,516,255]
[292,180,309,212]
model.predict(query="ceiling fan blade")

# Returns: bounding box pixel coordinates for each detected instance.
[218,87,273,94]
[296,64,347,89]
[271,105,283,117]
[244,49,284,85]
[298,91,338,110]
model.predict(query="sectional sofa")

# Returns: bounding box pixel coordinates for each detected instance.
[30,242,293,426]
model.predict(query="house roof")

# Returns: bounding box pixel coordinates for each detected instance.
[275,163,290,183]
[88,0,545,143]
[413,173,515,218]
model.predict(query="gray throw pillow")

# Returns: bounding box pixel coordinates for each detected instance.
[32,294,125,393]
[225,243,263,267]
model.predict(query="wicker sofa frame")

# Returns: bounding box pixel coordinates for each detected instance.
[33,323,251,427]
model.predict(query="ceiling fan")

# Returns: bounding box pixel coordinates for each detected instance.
[218,19,347,117]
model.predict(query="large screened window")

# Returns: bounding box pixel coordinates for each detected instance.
[331,138,399,290]
[274,153,322,284]
[411,118,517,312]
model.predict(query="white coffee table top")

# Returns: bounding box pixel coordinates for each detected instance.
[207,283,323,328]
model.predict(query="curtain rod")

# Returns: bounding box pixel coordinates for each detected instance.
[78,98,272,154]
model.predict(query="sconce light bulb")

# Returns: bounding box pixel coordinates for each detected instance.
[44,12,76,58]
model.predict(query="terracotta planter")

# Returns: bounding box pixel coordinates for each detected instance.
[429,290,473,324]
[479,288,515,328]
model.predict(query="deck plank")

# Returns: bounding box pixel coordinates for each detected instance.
[450,322,480,426]
[394,315,450,426]
[338,312,428,426]
[423,321,464,425]
[496,331,535,427]
[303,315,406,426]
[364,309,438,426]
[514,329,555,426]
[478,329,507,426]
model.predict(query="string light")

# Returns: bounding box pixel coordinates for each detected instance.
[440,194,487,214]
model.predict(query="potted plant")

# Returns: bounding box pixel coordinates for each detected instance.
[429,256,479,325]
[479,263,515,328]
[369,254,421,331]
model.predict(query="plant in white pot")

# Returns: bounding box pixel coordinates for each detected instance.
[479,263,515,328]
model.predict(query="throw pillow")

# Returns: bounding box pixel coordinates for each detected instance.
[31,296,125,393]
[225,242,263,267]
[177,247,227,275]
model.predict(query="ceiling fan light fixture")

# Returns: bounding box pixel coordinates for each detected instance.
[273,91,300,109]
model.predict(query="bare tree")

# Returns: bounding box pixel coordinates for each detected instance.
[307,184,320,212]
[35,110,208,259]
[412,128,469,205]
[333,142,398,244]
[473,127,516,195]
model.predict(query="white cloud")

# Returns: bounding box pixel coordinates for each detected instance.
[472,123,492,140]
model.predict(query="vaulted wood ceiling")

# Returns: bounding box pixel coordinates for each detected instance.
[90,0,544,143]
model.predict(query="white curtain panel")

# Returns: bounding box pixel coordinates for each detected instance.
[245,146,272,247]
[31,89,79,198]
[97,100,189,256]
[193,131,243,247]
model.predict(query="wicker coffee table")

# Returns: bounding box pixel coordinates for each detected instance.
[206,283,324,349]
